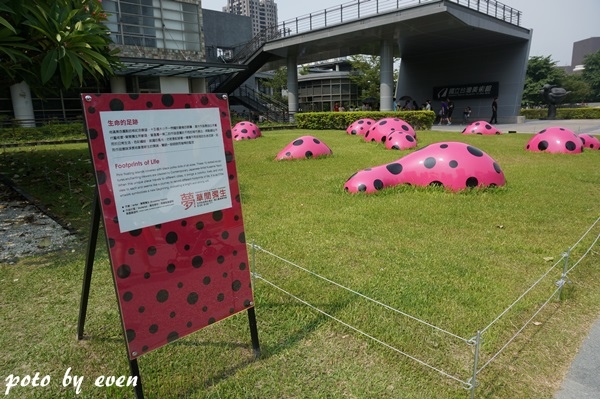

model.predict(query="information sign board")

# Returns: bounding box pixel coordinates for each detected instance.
[82,93,254,359]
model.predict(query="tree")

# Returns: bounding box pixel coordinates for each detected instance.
[561,73,591,103]
[348,55,382,100]
[0,0,121,96]
[581,50,600,102]
[262,66,287,103]
[522,56,566,106]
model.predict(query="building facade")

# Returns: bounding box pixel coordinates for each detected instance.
[222,0,278,37]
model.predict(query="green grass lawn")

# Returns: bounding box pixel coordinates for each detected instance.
[1,128,599,398]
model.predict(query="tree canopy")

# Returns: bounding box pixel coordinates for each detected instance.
[0,0,121,95]
[581,50,600,102]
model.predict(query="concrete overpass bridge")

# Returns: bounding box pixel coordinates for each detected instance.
[216,0,532,122]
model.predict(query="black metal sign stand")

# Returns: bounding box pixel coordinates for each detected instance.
[77,191,261,399]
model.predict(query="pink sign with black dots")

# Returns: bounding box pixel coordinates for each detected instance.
[82,93,254,359]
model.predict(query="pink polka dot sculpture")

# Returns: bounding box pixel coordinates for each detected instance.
[364,118,416,144]
[344,142,505,193]
[525,127,583,153]
[578,133,600,150]
[232,121,261,140]
[385,130,418,150]
[346,118,376,135]
[276,136,333,160]
[462,121,502,135]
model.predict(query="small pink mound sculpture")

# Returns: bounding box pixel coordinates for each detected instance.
[344,142,505,193]
[346,118,376,135]
[232,121,262,140]
[364,118,416,144]
[578,133,600,150]
[525,127,583,153]
[276,136,333,160]
[385,130,418,150]
[462,121,502,135]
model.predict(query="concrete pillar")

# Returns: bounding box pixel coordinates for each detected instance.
[191,78,207,93]
[110,76,127,93]
[287,55,298,123]
[379,40,394,111]
[10,81,35,127]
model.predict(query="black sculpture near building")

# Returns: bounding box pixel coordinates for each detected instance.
[540,84,570,119]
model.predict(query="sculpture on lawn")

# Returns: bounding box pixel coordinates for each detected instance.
[540,84,570,119]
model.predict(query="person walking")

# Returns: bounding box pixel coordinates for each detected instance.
[446,98,454,125]
[490,97,498,124]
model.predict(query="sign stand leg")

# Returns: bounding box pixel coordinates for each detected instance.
[247,307,261,358]
[129,358,145,399]
[77,191,101,340]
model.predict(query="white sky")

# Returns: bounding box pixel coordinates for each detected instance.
[201,0,599,66]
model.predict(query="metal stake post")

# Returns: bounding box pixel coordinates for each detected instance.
[559,247,571,300]
[469,331,481,399]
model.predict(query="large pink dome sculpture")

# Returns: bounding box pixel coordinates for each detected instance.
[364,118,416,144]
[578,133,600,150]
[276,136,333,160]
[462,121,502,135]
[232,121,262,140]
[346,118,376,135]
[344,142,505,193]
[525,127,583,153]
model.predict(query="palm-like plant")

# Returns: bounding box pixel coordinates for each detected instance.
[0,0,121,95]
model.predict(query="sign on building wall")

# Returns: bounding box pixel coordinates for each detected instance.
[82,93,254,359]
[433,82,499,100]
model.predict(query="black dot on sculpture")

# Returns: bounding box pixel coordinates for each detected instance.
[144,272,151,279]
[217,293,225,302]
[406,135,414,142]
[166,232,178,244]
[203,276,211,285]
[162,94,175,107]
[538,129,546,134]
[126,329,136,342]
[123,292,133,302]
[196,221,204,230]
[449,160,458,168]
[440,144,449,149]
[232,280,242,292]
[565,141,577,151]
[313,138,321,144]
[305,151,313,158]
[239,262,247,270]
[192,256,203,268]
[374,179,384,190]
[149,324,158,334]
[424,157,436,169]
[493,162,502,174]
[358,184,367,192]
[538,141,548,151]
[466,177,479,188]
[156,289,169,303]
[467,146,484,157]
[109,99,125,111]
[170,311,176,318]
[117,264,131,279]
[429,181,443,187]
[147,246,157,255]
[217,255,225,264]
[386,163,402,175]
[293,139,304,146]
[167,263,176,273]
[187,321,193,328]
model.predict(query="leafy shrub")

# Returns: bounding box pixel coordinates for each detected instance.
[295,111,436,130]
[520,107,600,120]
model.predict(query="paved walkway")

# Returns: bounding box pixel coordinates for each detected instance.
[433,118,600,134]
